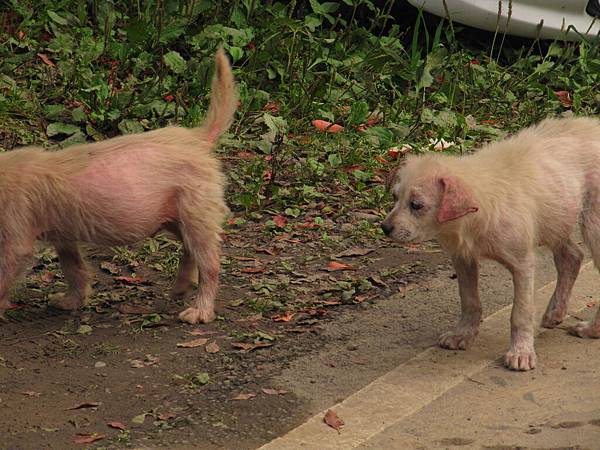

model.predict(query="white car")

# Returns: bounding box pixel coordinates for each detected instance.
[407,0,600,41]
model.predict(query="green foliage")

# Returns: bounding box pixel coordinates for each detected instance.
[1,0,600,219]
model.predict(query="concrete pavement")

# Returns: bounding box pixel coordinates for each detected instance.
[261,260,600,449]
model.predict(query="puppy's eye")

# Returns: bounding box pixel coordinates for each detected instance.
[409,200,424,211]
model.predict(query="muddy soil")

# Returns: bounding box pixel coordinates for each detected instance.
[1,209,548,450]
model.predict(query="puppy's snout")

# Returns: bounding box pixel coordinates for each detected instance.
[381,221,394,236]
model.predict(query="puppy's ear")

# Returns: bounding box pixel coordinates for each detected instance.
[436,176,478,223]
[385,166,401,191]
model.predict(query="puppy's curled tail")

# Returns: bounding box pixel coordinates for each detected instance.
[201,48,238,146]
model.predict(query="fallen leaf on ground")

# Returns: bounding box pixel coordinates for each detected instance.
[131,413,147,425]
[73,433,106,444]
[240,267,265,274]
[554,90,572,107]
[586,301,597,308]
[107,421,127,431]
[334,247,374,258]
[255,247,276,255]
[100,261,120,274]
[113,276,145,284]
[158,412,177,421]
[319,300,342,306]
[21,391,41,397]
[233,392,257,400]
[273,215,287,228]
[205,341,220,353]
[272,312,295,322]
[262,388,288,395]
[129,359,145,368]
[186,330,219,336]
[67,401,101,410]
[177,338,208,348]
[40,271,56,283]
[37,53,55,66]
[312,119,344,133]
[324,409,344,433]
[325,261,353,271]
[231,342,274,352]
[117,303,153,315]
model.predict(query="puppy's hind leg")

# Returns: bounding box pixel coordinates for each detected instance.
[570,214,600,338]
[171,246,198,300]
[48,242,91,311]
[439,256,481,350]
[541,239,583,328]
[0,237,35,318]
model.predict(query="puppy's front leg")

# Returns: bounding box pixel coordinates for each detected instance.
[0,238,35,318]
[504,253,537,371]
[439,256,481,350]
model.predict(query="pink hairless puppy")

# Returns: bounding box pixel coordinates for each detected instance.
[0,49,236,324]
[382,117,600,370]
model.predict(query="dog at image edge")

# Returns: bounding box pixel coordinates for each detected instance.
[0,48,237,325]
[382,117,600,371]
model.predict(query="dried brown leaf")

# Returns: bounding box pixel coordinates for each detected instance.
[73,433,106,444]
[231,342,274,352]
[67,401,101,410]
[176,338,208,348]
[324,409,344,433]
[205,341,220,354]
[232,392,257,400]
[107,421,127,431]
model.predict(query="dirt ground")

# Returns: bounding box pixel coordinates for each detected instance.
[0,209,466,450]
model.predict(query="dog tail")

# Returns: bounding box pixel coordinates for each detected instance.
[201,48,238,146]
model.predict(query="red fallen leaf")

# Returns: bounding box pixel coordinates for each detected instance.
[240,267,265,274]
[67,401,101,410]
[325,261,353,271]
[263,170,272,182]
[73,433,106,444]
[324,409,344,433]
[233,392,257,400]
[177,338,208,348]
[555,90,572,107]
[374,156,388,164]
[158,412,177,421]
[366,117,381,126]
[273,215,287,228]
[272,312,295,322]
[164,94,174,102]
[262,388,288,395]
[263,102,280,113]
[18,30,25,40]
[21,391,41,397]
[113,276,144,284]
[107,421,127,431]
[39,271,55,283]
[480,119,496,124]
[37,53,55,67]
[264,154,273,161]
[319,300,342,306]
[247,41,256,50]
[312,120,344,133]
[470,59,479,65]
[116,303,153,315]
[231,341,274,352]
[7,302,21,310]
[587,301,597,308]
[356,124,367,132]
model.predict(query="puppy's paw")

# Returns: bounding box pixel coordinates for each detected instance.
[568,321,600,339]
[438,328,477,350]
[541,310,565,329]
[178,307,216,324]
[48,293,85,311]
[504,349,537,371]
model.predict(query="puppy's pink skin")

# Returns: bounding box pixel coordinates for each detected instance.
[383,117,600,371]
[0,49,237,324]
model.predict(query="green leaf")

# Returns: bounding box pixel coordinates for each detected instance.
[131,413,147,425]
[46,123,81,137]
[327,153,343,167]
[304,15,322,31]
[192,372,210,385]
[77,324,92,335]
[263,113,288,134]
[164,51,187,74]
[118,119,144,135]
[48,10,68,25]
[228,46,244,62]
[348,100,369,126]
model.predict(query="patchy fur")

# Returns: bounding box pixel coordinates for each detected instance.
[382,117,600,371]
[0,48,237,324]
